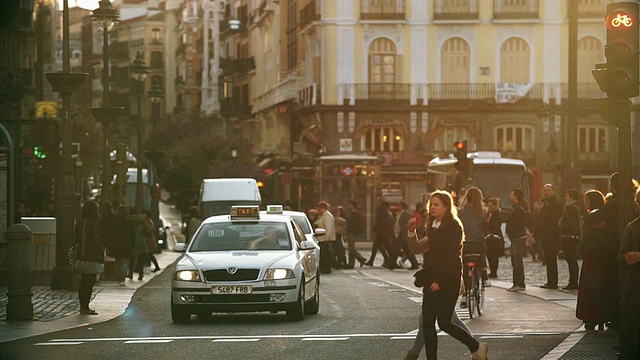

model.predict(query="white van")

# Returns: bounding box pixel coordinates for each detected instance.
[198,178,262,219]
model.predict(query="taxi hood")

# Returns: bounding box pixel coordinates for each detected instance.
[186,251,293,269]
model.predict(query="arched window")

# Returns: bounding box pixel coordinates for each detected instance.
[434,127,475,152]
[578,36,603,83]
[500,37,529,83]
[368,37,397,83]
[441,37,470,83]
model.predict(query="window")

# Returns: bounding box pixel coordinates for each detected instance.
[434,127,475,152]
[150,51,163,69]
[579,125,608,153]
[500,37,529,83]
[287,0,298,70]
[577,37,603,83]
[369,38,397,83]
[361,126,403,152]
[441,37,470,83]
[495,124,535,152]
[151,28,161,44]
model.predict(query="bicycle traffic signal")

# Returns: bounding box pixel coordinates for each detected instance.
[453,140,468,170]
[605,2,639,99]
[33,146,47,159]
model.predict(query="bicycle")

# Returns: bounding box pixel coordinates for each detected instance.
[462,253,485,319]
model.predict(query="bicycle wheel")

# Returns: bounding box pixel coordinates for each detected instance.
[476,273,485,316]
[467,270,477,319]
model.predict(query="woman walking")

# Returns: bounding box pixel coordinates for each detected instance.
[141,209,161,273]
[407,190,488,360]
[75,200,104,315]
[127,207,150,281]
[111,205,134,286]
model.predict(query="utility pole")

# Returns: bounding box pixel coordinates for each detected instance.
[566,0,580,191]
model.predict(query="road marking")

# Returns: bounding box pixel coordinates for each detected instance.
[213,339,260,342]
[540,331,585,360]
[35,342,84,346]
[124,340,174,344]
[301,337,349,341]
[390,336,415,340]
[480,335,523,339]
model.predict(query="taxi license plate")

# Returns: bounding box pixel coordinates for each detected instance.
[212,286,253,294]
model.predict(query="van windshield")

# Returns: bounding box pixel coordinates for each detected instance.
[202,201,261,219]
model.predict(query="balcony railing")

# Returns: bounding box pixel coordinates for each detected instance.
[336,82,604,103]
[220,57,256,76]
[299,83,322,107]
[577,0,605,18]
[360,0,405,20]
[299,0,320,30]
[220,97,252,118]
[434,0,479,20]
[253,66,302,112]
[493,0,539,19]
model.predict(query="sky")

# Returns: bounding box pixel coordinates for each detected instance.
[59,0,102,10]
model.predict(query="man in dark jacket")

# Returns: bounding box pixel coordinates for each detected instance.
[558,189,584,290]
[534,183,563,289]
[365,197,393,266]
[345,200,368,268]
[385,200,419,270]
[507,188,529,292]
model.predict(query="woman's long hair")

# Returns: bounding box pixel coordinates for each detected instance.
[82,200,99,221]
[426,190,461,229]
[459,186,486,218]
[584,190,605,211]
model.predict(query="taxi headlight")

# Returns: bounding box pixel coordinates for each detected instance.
[175,270,200,282]
[264,268,295,280]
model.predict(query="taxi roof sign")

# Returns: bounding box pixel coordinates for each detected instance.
[266,204,283,214]
[230,205,260,219]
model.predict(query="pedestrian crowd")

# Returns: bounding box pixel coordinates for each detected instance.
[302,170,640,360]
[71,200,162,316]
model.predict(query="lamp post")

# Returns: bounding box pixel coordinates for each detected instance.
[91,0,119,203]
[145,84,165,216]
[45,0,88,289]
[130,52,150,211]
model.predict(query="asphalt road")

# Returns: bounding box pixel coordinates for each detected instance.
[0,263,576,360]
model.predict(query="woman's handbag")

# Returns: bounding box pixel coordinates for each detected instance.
[72,220,104,274]
[68,244,78,270]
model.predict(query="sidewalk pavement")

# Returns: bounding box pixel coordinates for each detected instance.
[0,202,621,359]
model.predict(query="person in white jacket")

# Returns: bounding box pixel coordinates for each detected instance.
[315,201,338,273]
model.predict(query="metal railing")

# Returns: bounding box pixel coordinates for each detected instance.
[360,0,405,20]
[493,0,539,19]
[434,0,479,20]
[577,0,605,18]
[299,83,322,107]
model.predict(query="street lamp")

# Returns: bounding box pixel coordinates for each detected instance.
[145,84,165,212]
[91,0,119,203]
[45,0,88,290]
[130,52,150,211]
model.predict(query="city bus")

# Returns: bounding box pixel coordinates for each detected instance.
[426,151,532,218]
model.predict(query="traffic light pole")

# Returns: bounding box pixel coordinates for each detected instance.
[565,0,580,191]
[615,98,635,360]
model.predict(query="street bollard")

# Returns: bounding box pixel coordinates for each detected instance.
[5,223,34,320]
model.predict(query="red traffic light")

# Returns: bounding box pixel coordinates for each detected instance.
[454,141,466,150]
[607,11,634,29]
[257,181,265,188]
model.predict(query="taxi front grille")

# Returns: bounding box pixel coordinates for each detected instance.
[203,269,260,282]
[195,294,271,303]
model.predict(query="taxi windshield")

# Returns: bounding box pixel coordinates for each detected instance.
[190,222,292,251]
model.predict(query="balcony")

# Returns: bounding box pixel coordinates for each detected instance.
[220,97,252,118]
[220,57,256,76]
[253,66,301,113]
[299,83,322,107]
[299,0,320,30]
[577,0,605,18]
[493,0,539,19]
[434,0,478,20]
[360,0,405,20]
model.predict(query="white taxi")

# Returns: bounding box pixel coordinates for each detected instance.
[171,205,321,323]
[260,206,326,243]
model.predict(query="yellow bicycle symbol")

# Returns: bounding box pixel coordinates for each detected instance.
[611,13,633,28]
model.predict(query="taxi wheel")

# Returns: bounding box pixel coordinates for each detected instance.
[171,301,191,323]
[286,279,305,321]
[305,275,320,315]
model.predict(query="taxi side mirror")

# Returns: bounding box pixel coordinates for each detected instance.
[299,240,317,250]
[174,243,187,252]
[314,228,326,236]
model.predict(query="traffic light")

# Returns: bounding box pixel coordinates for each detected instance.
[115,143,129,186]
[33,146,47,159]
[453,140,468,170]
[605,2,639,99]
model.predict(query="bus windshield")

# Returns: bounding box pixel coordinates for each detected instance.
[471,165,527,213]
